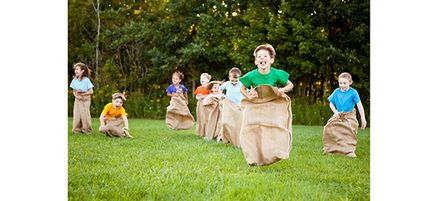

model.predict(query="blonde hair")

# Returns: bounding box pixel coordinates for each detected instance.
[200,73,211,81]
[253,44,276,59]
[338,72,352,81]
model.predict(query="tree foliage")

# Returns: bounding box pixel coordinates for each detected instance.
[68,0,370,125]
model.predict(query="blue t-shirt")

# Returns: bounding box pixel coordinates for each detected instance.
[328,87,361,112]
[220,81,244,106]
[166,84,188,94]
[69,77,94,92]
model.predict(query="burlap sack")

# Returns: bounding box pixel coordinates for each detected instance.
[220,98,242,148]
[239,84,292,166]
[72,96,92,134]
[99,118,125,137]
[195,96,212,137]
[323,109,358,157]
[203,95,223,140]
[166,93,195,130]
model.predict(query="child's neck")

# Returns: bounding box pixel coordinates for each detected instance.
[258,67,271,74]
[174,83,180,87]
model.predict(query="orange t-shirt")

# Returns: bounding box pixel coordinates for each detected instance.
[101,103,128,118]
[194,86,210,95]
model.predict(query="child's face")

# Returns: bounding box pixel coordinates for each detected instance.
[229,74,239,85]
[211,84,221,94]
[338,77,352,92]
[254,49,274,70]
[200,75,210,86]
[74,66,84,78]
[113,98,123,109]
[172,74,181,85]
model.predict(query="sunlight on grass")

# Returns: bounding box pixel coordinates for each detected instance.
[68,118,370,200]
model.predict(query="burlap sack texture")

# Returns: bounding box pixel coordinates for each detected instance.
[220,98,242,148]
[323,109,358,157]
[100,118,125,137]
[203,95,224,140]
[239,84,293,166]
[166,92,195,130]
[195,96,213,137]
[72,96,92,134]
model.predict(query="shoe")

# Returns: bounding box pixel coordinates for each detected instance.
[346,152,357,158]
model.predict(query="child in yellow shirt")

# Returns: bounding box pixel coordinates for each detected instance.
[99,93,133,138]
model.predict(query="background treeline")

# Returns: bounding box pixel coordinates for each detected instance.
[68,0,369,126]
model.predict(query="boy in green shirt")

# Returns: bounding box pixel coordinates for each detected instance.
[240,44,294,98]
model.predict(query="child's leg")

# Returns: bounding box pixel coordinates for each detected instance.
[72,99,82,133]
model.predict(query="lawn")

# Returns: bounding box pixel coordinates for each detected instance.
[68,118,370,200]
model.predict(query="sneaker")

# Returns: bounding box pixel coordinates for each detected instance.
[346,152,357,158]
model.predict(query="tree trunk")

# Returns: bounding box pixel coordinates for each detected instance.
[92,0,101,88]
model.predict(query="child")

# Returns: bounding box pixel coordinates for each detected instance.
[238,44,294,166]
[219,67,244,147]
[220,67,244,106]
[166,71,195,130]
[203,81,224,140]
[166,71,189,105]
[69,62,94,134]
[194,73,211,137]
[240,44,294,98]
[194,73,211,99]
[99,93,133,138]
[323,72,367,158]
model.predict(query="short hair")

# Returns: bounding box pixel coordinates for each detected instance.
[229,67,241,78]
[200,73,211,81]
[173,71,184,80]
[112,92,126,102]
[73,62,91,77]
[253,44,276,59]
[338,72,352,81]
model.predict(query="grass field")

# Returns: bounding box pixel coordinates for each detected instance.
[68,118,370,200]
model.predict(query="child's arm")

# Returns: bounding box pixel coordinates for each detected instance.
[167,92,179,97]
[329,103,339,117]
[72,90,82,100]
[99,113,106,127]
[122,116,129,129]
[356,102,367,129]
[277,80,294,96]
[195,94,203,100]
[240,85,256,99]
[184,93,189,105]
[79,88,94,96]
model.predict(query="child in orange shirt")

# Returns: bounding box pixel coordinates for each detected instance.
[194,73,211,99]
[99,93,133,138]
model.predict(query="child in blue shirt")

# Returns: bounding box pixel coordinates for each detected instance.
[166,71,189,105]
[69,62,94,134]
[220,67,244,106]
[323,72,367,158]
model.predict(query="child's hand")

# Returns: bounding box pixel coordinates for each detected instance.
[173,93,179,97]
[276,88,286,96]
[248,90,258,99]
[360,118,367,129]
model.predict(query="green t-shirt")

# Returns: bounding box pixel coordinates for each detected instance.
[240,67,290,88]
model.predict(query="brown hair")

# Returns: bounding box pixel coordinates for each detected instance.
[200,73,211,81]
[112,92,127,102]
[229,67,241,78]
[73,62,91,78]
[338,72,352,82]
[253,44,276,59]
[173,71,184,80]
[206,81,222,91]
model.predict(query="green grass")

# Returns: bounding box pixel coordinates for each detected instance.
[68,118,370,200]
